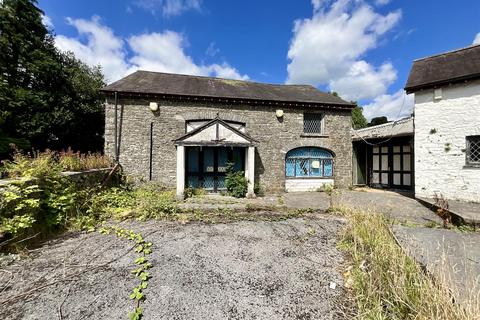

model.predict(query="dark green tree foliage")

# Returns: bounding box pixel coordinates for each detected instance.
[368,116,389,127]
[351,105,368,129]
[0,0,105,156]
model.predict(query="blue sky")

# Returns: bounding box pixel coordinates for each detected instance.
[39,0,480,120]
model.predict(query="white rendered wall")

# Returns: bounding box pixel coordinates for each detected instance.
[414,80,480,202]
[285,179,334,192]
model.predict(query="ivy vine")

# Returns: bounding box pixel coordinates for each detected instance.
[98,226,153,320]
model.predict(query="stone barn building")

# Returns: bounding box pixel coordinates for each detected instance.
[406,44,480,202]
[101,71,354,198]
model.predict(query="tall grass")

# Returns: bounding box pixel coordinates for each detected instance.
[337,208,480,320]
[1,148,113,178]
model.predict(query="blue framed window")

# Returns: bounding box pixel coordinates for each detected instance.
[285,147,333,178]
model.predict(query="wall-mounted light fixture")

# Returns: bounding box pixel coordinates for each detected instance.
[275,109,284,118]
[149,102,159,112]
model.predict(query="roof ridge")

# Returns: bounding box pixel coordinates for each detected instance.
[414,43,480,62]
[355,117,413,132]
[135,70,313,88]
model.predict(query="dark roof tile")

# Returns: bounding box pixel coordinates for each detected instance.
[101,70,353,107]
[405,44,480,92]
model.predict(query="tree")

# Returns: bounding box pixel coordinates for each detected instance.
[0,0,105,157]
[351,105,368,129]
[368,116,389,127]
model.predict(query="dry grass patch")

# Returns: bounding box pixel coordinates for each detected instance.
[335,207,480,320]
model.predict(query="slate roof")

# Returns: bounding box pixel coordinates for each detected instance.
[405,44,480,93]
[101,70,353,107]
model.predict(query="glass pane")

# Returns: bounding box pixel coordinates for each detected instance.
[286,158,295,177]
[296,159,310,177]
[324,159,333,177]
[217,176,226,189]
[373,155,379,170]
[310,159,321,177]
[381,173,389,185]
[393,173,401,185]
[403,154,411,171]
[393,146,401,153]
[381,155,388,170]
[403,145,411,153]
[187,176,199,188]
[372,173,379,183]
[303,113,323,133]
[403,174,411,186]
[393,155,401,171]
[232,148,243,171]
[203,148,214,172]
[187,147,199,172]
[203,176,214,190]
[218,148,228,172]
[381,147,388,153]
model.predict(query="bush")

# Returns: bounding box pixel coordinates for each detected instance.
[1,148,113,178]
[225,163,248,198]
[85,183,178,222]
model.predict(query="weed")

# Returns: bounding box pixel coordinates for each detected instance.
[339,208,479,320]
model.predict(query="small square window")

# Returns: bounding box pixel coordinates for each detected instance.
[466,135,480,166]
[303,113,323,134]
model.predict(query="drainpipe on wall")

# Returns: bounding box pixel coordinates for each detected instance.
[114,91,119,162]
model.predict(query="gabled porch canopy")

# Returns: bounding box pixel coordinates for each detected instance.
[174,116,257,147]
[174,116,257,199]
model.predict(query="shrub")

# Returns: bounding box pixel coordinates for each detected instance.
[1,148,113,179]
[225,163,247,198]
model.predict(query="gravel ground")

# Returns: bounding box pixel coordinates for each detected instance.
[0,215,350,320]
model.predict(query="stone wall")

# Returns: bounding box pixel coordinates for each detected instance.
[105,98,353,192]
[414,79,480,202]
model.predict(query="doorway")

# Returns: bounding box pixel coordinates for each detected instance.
[185,146,245,192]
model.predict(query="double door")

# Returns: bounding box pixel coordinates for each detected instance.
[186,147,245,192]
[371,143,412,189]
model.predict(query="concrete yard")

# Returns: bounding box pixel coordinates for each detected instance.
[393,225,480,306]
[0,215,351,320]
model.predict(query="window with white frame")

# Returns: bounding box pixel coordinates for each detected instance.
[466,135,480,166]
[303,113,324,134]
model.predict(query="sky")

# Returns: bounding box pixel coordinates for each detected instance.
[38,0,480,120]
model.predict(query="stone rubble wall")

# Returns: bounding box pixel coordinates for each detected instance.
[105,99,353,192]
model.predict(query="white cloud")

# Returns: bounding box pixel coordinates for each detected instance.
[54,16,248,83]
[205,42,219,57]
[42,14,53,28]
[473,32,480,45]
[330,61,397,101]
[362,90,414,121]
[375,0,391,5]
[55,16,130,82]
[286,0,401,100]
[134,0,201,16]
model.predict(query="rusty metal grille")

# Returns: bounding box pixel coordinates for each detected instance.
[467,136,480,165]
[303,113,323,134]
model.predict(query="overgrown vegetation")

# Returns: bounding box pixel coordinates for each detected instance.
[1,149,113,178]
[225,162,248,198]
[0,152,111,248]
[337,207,479,320]
[99,226,153,320]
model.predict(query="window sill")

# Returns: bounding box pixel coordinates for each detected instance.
[463,164,480,169]
[300,133,329,138]
[285,176,333,179]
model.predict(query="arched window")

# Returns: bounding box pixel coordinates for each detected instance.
[285,147,333,178]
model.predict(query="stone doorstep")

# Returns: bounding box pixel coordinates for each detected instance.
[417,197,480,226]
